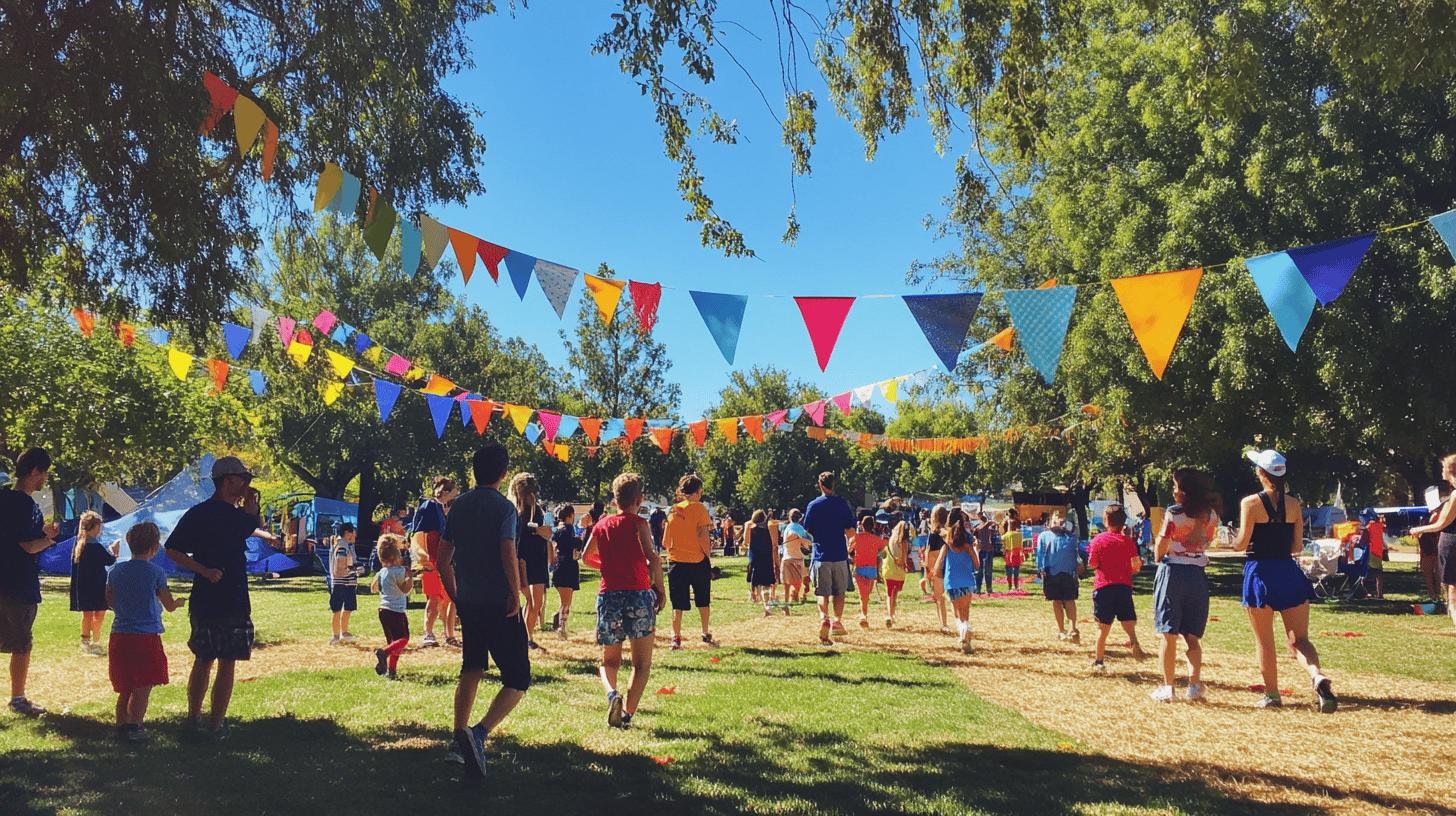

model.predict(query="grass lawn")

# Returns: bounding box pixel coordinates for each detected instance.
[0,557,1451,815]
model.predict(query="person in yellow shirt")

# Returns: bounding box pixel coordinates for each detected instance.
[662,475,717,650]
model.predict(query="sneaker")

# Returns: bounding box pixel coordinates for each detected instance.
[960,637,974,655]
[8,698,45,718]
[373,649,388,676]
[607,690,625,728]
[702,633,718,647]
[831,621,847,636]
[885,616,893,628]
[329,636,341,646]
[1185,682,1206,702]
[88,641,106,656]
[422,633,439,647]
[1255,693,1283,709]
[620,712,634,729]
[1057,631,1068,641]
[1149,685,1175,702]
[125,724,152,744]
[1091,660,1106,674]
[1314,678,1338,714]
[818,620,832,645]
[444,744,465,765]
[858,617,869,630]
[80,641,94,656]
[339,632,358,644]
[1068,630,1081,645]
[671,637,683,651]
[386,671,400,681]
[454,726,486,779]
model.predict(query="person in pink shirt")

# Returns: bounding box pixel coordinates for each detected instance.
[1087,503,1145,671]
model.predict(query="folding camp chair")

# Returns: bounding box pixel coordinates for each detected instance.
[1331,544,1370,602]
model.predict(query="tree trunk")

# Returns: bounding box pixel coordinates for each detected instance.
[356,456,380,555]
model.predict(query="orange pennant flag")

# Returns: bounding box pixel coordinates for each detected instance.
[578,417,603,444]
[741,415,764,442]
[206,359,230,393]
[261,120,279,180]
[649,426,674,454]
[716,418,739,444]
[71,308,95,338]
[624,418,645,445]
[467,400,496,435]
[114,322,135,347]
[1110,267,1203,380]
[448,228,478,284]
[542,438,556,457]
[687,420,708,448]
[422,374,456,396]
[555,443,570,463]
[805,426,829,441]
[582,274,627,325]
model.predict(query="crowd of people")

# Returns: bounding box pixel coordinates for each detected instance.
[6,443,1456,772]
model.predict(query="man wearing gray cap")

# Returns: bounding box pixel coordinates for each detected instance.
[165,456,263,739]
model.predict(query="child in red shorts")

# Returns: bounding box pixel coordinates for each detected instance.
[105,522,185,742]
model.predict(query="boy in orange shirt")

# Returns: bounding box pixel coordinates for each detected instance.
[849,512,886,629]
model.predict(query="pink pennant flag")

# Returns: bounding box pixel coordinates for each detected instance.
[793,296,856,372]
[276,317,296,347]
[831,392,852,417]
[538,410,562,441]
[384,354,411,376]
[313,310,337,334]
[803,400,827,426]
[766,408,789,428]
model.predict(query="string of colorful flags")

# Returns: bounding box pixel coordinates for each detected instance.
[203,71,1456,387]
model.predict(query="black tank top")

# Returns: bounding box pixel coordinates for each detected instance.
[1248,492,1294,561]
[927,528,945,551]
[749,525,772,557]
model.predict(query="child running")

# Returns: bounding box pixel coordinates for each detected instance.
[70,510,116,656]
[1087,503,1146,672]
[328,523,359,645]
[581,473,666,729]
[850,512,886,629]
[551,505,582,639]
[1002,514,1024,591]
[780,509,812,606]
[105,522,185,742]
[923,505,951,633]
[934,508,981,653]
[371,534,412,681]
[881,521,911,628]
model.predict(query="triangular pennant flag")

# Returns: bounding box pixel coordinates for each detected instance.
[624,418,646,445]
[384,354,411,376]
[600,418,624,442]
[327,169,361,217]
[313,310,337,335]
[115,322,135,347]
[206,359,229,393]
[524,422,543,445]
[557,415,579,440]
[200,72,238,135]
[448,228,478,284]
[476,241,508,282]
[147,328,170,346]
[650,427,674,454]
[276,316,296,347]
[314,163,343,212]
[250,306,270,340]
[688,420,709,448]
[329,323,351,346]
[830,392,853,417]
[803,400,827,426]
[742,415,765,442]
[690,291,749,364]
[538,410,562,441]
[1002,286,1079,383]
[353,332,373,356]
[852,384,876,405]
[534,261,579,319]
[363,198,397,260]
[505,404,533,433]
[248,369,266,396]
[1429,210,1456,262]
[426,394,454,438]
[989,327,1014,352]
[400,219,422,274]
[629,281,663,334]
[321,381,344,406]
[881,379,899,404]
[260,121,279,180]
[374,379,402,421]
[362,345,384,365]
[504,251,538,300]
[459,396,473,428]
[1110,268,1203,380]
[766,409,788,428]
[467,400,496,434]
[716,418,739,444]
[788,407,802,422]
[579,417,603,444]
[1285,234,1376,305]
[422,374,455,396]
[793,296,856,372]
[71,308,95,338]
[419,215,450,271]
[901,293,983,371]
[287,339,312,368]
[583,274,627,325]
[1247,251,1317,352]
[167,348,193,381]
[555,443,570,463]
[232,95,266,156]
[325,349,355,380]
[404,365,426,382]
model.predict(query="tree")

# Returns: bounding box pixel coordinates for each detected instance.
[2,0,494,323]
[886,393,979,499]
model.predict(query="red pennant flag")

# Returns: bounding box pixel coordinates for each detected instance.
[629,280,663,334]
[741,415,764,442]
[624,418,645,445]
[448,229,478,284]
[200,72,239,135]
[649,426,674,454]
[114,322,136,348]
[70,308,95,338]
[688,420,708,448]
[830,391,852,416]
[793,296,856,372]
[766,408,789,428]
[206,359,230,393]
[260,121,279,180]
[467,399,496,435]
[476,240,508,283]
[579,417,603,444]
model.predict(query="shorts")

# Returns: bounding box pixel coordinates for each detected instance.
[596,589,658,646]
[522,553,550,587]
[0,595,37,654]
[885,579,905,597]
[854,566,879,581]
[1153,562,1209,636]
[946,586,975,601]
[108,633,169,694]
[328,584,358,612]
[1042,572,1080,601]
[187,616,255,661]
[668,560,712,611]
[1241,558,1315,611]
[1092,584,1136,624]
[379,609,409,643]
[420,569,448,601]
[813,560,851,598]
[552,562,581,591]
[781,559,806,585]
[457,602,531,692]
[1441,534,1456,586]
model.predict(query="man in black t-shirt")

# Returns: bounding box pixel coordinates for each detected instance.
[0,448,59,718]
[649,506,667,552]
[165,456,262,738]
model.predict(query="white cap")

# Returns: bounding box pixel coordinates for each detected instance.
[211,456,254,479]
[1245,449,1287,477]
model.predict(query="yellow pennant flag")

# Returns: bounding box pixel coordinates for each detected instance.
[362,345,385,365]
[505,403,533,433]
[422,373,456,396]
[326,349,355,380]
[404,366,426,382]
[287,340,312,368]
[582,274,626,325]
[716,417,739,444]
[880,378,899,404]
[167,348,193,381]
[314,163,343,211]
[233,95,267,156]
[1110,267,1203,380]
[555,443,570,463]
[321,381,344,406]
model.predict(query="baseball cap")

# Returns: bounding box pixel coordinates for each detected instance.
[1245,449,1287,477]
[212,456,254,479]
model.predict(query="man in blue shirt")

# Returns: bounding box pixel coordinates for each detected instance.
[0,448,59,718]
[803,471,855,645]
[1035,514,1086,643]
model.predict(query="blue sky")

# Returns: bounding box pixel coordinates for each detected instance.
[427,5,966,418]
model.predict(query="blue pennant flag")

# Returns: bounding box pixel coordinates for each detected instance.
[426,394,454,438]
[504,251,538,300]
[374,379,402,422]
[557,415,580,439]
[600,418,625,442]
[248,370,266,396]
[400,219,422,274]
[459,396,473,428]
[524,421,543,445]
[353,332,373,355]
[1002,286,1079,384]
[689,291,749,364]
[902,293,983,371]
[330,322,352,345]
[147,328,170,346]
[1247,251,1317,352]
[327,169,361,218]
[1285,234,1375,306]
[787,407,802,422]
[1428,210,1456,263]
[221,322,251,361]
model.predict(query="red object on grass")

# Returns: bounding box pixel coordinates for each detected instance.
[708,656,722,664]
[656,686,677,695]
[653,756,675,766]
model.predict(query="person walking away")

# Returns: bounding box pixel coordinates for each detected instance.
[1087,503,1146,672]
[649,505,667,553]
[934,508,981,654]
[370,534,412,680]
[973,513,997,595]
[412,477,459,648]
[766,509,783,606]
[805,472,856,645]
[745,510,778,614]
[720,515,736,557]
[1002,514,1024,592]
[439,442,530,780]
[509,473,554,650]
[780,509,812,607]
[850,512,886,629]
[923,505,951,633]
[164,456,263,739]
[1359,509,1386,599]
[1149,468,1217,703]
[1410,452,1456,629]
[662,475,717,649]
[0,447,59,718]
[328,522,359,645]
[1416,506,1443,606]
[881,521,911,627]
[70,510,117,656]
[106,522,184,742]
[551,505,583,639]
[581,473,666,729]
[1233,450,1336,712]
[1036,514,1084,644]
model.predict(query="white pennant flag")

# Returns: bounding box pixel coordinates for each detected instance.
[852,384,876,405]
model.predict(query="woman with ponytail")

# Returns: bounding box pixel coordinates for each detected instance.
[933,507,981,653]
